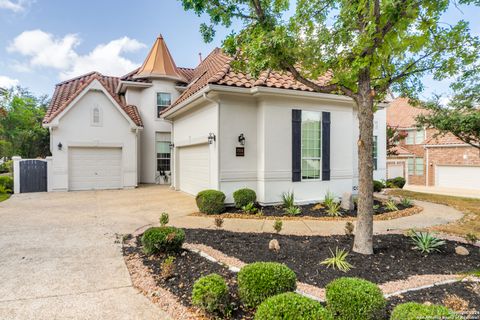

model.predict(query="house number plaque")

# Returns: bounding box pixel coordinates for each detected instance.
[236,147,245,157]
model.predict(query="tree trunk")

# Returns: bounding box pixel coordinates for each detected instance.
[353,68,375,255]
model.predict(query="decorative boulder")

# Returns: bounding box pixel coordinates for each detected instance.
[269,239,280,252]
[340,192,354,211]
[455,246,469,256]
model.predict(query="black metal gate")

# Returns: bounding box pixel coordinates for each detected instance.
[19,160,47,193]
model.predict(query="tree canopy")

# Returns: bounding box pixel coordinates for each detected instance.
[0,87,50,159]
[179,0,479,254]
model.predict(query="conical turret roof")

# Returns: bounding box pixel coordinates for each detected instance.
[135,34,184,80]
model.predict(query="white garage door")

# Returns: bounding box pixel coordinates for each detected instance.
[69,147,122,191]
[178,144,210,196]
[388,163,404,179]
[437,165,480,190]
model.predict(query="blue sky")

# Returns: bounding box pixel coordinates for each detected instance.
[0,0,478,100]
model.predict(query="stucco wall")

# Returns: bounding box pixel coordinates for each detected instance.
[170,100,219,190]
[126,80,180,183]
[50,90,138,191]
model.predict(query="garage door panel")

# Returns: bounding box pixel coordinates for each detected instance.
[178,144,210,196]
[437,165,480,190]
[69,147,122,191]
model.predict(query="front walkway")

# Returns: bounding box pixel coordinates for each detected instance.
[173,200,463,236]
[404,185,480,199]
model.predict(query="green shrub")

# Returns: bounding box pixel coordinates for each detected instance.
[196,190,225,214]
[255,292,333,320]
[387,177,406,189]
[281,191,295,208]
[192,274,230,315]
[326,277,386,320]
[141,226,185,254]
[0,176,13,192]
[390,302,461,320]
[233,188,256,208]
[373,180,384,192]
[237,262,297,308]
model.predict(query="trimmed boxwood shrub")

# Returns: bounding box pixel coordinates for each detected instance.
[141,226,185,254]
[237,262,297,308]
[233,188,257,208]
[373,180,384,192]
[196,190,225,214]
[255,292,333,320]
[390,302,461,320]
[0,176,13,192]
[326,277,386,320]
[192,273,229,315]
[387,177,406,189]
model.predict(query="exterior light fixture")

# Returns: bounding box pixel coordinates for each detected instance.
[208,133,216,144]
[238,133,246,146]
[57,142,63,151]
[169,143,175,149]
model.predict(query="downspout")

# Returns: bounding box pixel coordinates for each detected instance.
[425,146,429,187]
[203,92,221,190]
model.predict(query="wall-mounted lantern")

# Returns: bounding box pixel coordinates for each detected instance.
[57,142,63,151]
[169,143,175,149]
[208,133,216,144]
[238,133,246,146]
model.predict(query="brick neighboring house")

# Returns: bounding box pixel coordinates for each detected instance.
[387,98,480,191]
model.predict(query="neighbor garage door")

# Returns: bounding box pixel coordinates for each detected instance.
[437,165,480,190]
[178,144,210,195]
[69,147,122,191]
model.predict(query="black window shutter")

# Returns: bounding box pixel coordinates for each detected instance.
[292,109,302,182]
[322,112,331,181]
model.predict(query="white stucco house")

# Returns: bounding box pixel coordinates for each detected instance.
[43,35,386,204]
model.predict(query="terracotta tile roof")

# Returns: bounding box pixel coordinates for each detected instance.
[120,68,151,83]
[44,71,143,127]
[391,145,414,156]
[387,97,430,128]
[166,48,332,112]
[425,133,466,146]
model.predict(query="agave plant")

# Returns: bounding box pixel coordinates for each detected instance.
[400,197,413,207]
[320,247,353,272]
[285,205,301,216]
[410,231,446,254]
[323,191,335,208]
[281,191,295,208]
[385,199,398,211]
[242,202,258,214]
[326,202,342,217]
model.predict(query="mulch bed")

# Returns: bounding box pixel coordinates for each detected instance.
[185,229,480,287]
[191,200,421,221]
[124,236,254,319]
[387,281,480,317]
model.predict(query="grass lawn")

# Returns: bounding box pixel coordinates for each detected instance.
[387,189,480,237]
[0,193,10,202]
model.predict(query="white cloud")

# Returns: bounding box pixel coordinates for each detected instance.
[8,30,146,80]
[0,0,31,12]
[0,75,19,88]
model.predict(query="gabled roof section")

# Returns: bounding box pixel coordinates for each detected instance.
[166,48,332,112]
[135,35,185,81]
[44,71,143,127]
[391,145,415,156]
[425,133,466,146]
[387,98,429,128]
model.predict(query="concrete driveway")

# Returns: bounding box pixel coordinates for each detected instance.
[0,186,196,320]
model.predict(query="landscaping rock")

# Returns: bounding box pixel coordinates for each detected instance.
[341,192,354,210]
[455,246,469,256]
[269,239,280,252]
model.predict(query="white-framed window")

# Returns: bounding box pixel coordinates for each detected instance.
[301,111,322,180]
[156,93,171,118]
[407,157,424,176]
[91,105,102,126]
[373,136,378,170]
[156,132,171,173]
[405,129,424,145]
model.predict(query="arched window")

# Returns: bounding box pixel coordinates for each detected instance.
[92,105,101,126]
